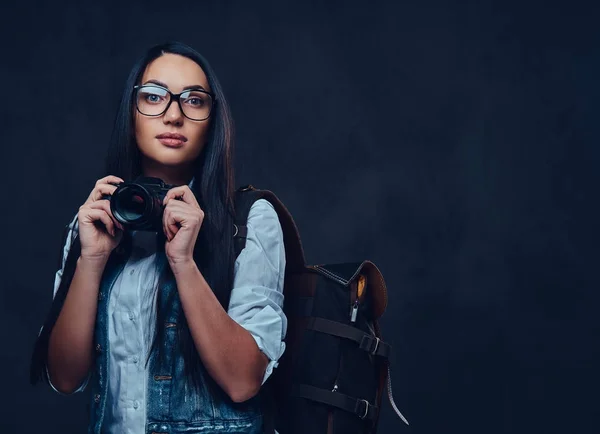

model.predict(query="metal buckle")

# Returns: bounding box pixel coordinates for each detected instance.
[358,399,370,420]
[371,337,380,356]
[233,224,239,237]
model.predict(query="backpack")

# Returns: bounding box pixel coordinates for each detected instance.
[233,185,409,434]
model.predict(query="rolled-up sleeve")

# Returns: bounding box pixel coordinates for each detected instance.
[227,199,287,385]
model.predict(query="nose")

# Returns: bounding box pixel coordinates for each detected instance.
[163,99,184,126]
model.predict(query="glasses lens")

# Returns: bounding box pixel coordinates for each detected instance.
[180,90,213,120]
[136,85,170,116]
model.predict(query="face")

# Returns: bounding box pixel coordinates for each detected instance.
[134,53,213,183]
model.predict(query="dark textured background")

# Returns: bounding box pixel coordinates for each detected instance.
[1,1,598,433]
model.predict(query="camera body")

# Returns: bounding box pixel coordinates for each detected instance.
[104,176,175,232]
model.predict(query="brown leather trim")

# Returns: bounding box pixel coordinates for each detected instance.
[361,261,388,319]
[256,190,307,270]
[285,270,317,298]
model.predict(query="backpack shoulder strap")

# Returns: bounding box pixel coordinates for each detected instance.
[29,222,82,385]
[233,184,306,271]
[233,184,306,434]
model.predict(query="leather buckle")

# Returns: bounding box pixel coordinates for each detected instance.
[360,335,381,355]
[371,337,380,356]
[356,399,370,420]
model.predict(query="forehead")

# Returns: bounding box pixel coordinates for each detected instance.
[141,53,210,92]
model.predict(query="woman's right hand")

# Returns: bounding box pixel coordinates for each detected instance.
[77,175,125,261]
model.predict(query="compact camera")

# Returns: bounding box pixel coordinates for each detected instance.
[104,176,176,232]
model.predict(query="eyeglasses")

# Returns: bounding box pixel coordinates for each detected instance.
[133,84,215,121]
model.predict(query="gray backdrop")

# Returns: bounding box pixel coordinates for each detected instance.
[1,1,598,433]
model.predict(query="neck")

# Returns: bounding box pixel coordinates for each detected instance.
[141,158,194,187]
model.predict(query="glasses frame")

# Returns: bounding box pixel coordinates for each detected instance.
[133,84,216,121]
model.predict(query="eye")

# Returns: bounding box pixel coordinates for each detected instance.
[182,91,207,107]
[145,93,163,103]
[188,97,204,107]
[139,85,168,104]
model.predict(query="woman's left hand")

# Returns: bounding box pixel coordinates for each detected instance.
[162,186,204,265]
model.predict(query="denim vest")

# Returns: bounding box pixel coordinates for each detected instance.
[88,237,264,434]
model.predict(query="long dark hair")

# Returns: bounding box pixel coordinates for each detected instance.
[106,41,237,386]
[30,41,237,390]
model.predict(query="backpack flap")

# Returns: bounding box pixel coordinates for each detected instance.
[277,261,394,434]
[310,260,388,320]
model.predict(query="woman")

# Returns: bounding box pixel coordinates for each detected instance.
[31,41,286,434]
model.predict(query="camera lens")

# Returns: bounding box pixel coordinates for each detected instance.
[112,186,149,223]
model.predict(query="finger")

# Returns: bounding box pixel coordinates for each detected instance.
[165,201,197,221]
[164,199,205,221]
[165,208,182,237]
[96,175,124,187]
[83,208,116,237]
[87,200,124,231]
[86,176,123,203]
[167,214,181,239]
[163,208,176,241]
[162,208,170,241]
[162,199,189,212]
[166,200,204,227]
[163,186,199,208]
[163,218,173,242]
[86,183,119,204]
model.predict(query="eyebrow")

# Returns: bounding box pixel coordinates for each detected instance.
[144,79,208,92]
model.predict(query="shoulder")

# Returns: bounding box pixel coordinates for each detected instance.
[246,199,281,235]
[236,198,285,267]
[234,199,286,280]
[248,198,276,216]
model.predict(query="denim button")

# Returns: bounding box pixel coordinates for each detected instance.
[133,356,139,364]
[98,292,103,301]
[94,394,100,403]
[128,312,134,321]
[133,400,139,410]
[96,344,101,353]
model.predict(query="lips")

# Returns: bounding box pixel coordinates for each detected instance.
[156,132,187,148]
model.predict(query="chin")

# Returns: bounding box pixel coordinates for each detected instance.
[145,151,192,167]
[159,156,192,167]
